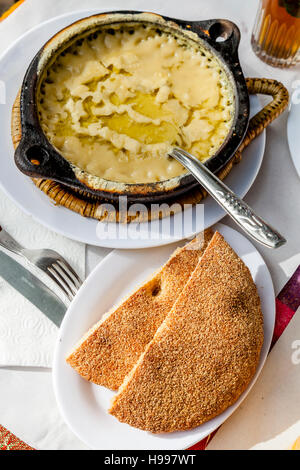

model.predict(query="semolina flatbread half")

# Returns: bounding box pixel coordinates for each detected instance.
[109,231,264,433]
[66,229,213,390]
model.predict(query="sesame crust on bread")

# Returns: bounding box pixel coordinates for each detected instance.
[66,229,214,390]
[109,231,264,433]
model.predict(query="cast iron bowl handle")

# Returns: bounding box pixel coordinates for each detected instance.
[14,130,76,185]
[183,18,241,57]
[14,48,77,185]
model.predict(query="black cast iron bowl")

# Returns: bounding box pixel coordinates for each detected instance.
[14,11,250,203]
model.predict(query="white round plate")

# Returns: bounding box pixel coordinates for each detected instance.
[0,10,265,249]
[53,223,275,450]
[288,94,300,177]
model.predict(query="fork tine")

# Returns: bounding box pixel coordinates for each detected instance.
[56,259,82,290]
[50,264,78,298]
[47,266,74,302]
[51,262,78,296]
[55,261,80,290]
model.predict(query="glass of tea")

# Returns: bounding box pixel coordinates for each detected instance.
[251,0,300,67]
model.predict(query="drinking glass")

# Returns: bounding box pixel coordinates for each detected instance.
[251,0,300,67]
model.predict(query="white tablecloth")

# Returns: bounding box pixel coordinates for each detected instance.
[1,0,300,450]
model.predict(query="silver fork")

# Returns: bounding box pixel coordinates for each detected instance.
[0,225,82,302]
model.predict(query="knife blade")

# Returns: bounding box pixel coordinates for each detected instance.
[0,249,67,326]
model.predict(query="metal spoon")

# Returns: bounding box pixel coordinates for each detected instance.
[169,148,286,249]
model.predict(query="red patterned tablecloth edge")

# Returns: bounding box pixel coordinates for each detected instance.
[0,424,34,450]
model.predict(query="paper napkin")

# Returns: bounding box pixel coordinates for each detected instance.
[0,190,85,367]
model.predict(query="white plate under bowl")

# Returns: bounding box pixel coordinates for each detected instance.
[0,10,265,249]
[288,95,300,178]
[53,223,275,450]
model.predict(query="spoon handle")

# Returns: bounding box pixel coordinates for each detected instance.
[170,148,286,249]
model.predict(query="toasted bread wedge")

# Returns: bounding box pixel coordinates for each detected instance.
[66,230,213,390]
[109,232,264,433]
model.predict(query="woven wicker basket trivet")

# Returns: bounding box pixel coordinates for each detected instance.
[11,78,289,223]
